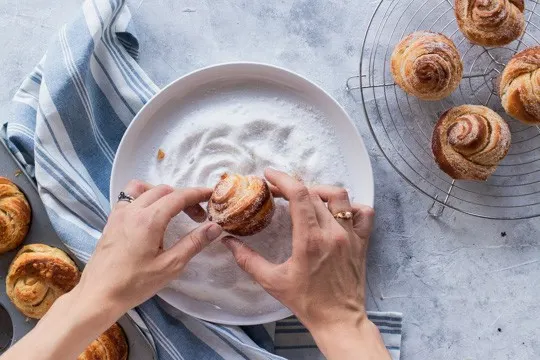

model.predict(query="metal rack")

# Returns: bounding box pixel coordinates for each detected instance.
[348,0,540,220]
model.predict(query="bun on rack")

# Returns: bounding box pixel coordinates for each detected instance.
[208,173,275,236]
[432,105,511,180]
[455,0,525,46]
[500,46,540,124]
[391,31,463,100]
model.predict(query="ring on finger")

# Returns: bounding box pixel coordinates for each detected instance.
[333,211,353,220]
[117,191,135,204]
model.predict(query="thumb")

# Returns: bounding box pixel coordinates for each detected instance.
[160,223,222,273]
[222,236,277,286]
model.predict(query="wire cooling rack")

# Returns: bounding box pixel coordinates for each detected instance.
[347,0,540,220]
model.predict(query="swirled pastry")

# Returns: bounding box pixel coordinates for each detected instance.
[391,31,463,100]
[455,0,525,46]
[78,323,128,360]
[500,46,540,124]
[208,173,275,236]
[6,244,80,319]
[432,105,511,180]
[0,177,31,254]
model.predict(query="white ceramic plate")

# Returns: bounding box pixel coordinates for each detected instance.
[110,63,374,325]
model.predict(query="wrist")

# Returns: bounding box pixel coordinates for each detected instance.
[6,286,124,360]
[307,309,368,341]
[298,303,367,335]
[308,313,391,360]
[67,282,126,323]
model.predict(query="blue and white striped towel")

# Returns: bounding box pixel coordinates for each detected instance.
[274,313,402,360]
[3,0,402,359]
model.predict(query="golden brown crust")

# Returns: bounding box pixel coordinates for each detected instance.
[208,173,275,236]
[0,177,31,254]
[77,323,129,360]
[455,0,525,46]
[390,31,463,101]
[500,46,540,124]
[432,105,511,180]
[6,244,80,319]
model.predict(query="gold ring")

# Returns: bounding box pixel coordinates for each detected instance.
[333,211,353,220]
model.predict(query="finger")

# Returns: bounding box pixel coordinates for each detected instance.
[159,223,222,273]
[222,236,278,286]
[115,180,153,209]
[133,184,174,207]
[310,185,353,229]
[310,193,334,230]
[264,168,319,233]
[151,187,213,223]
[351,203,375,238]
[268,176,303,198]
[268,183,283,198]
[310,185,353,214]
[184,204,208,223]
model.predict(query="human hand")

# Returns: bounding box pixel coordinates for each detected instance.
[76,180,223,318]
[223,168,372,328]
[223,169,388,360]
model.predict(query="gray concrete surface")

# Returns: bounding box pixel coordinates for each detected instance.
[1,0,539,359]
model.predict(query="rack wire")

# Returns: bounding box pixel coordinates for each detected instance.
[348,0,540,220]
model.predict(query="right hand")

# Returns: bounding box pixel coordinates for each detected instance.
[222,168,375,331]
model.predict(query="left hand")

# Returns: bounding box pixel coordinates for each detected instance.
[75,180,223,317]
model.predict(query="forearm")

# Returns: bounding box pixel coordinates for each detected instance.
[309,316,391,360]
[2,285,123,360]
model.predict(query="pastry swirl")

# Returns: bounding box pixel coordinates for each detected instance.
[78,323,128,360]
[432,105,511,180]
[391,31,463,100]
[455,0,525,46]
[500,46,540,124]
[208,173,275,236]
[6,244,80,319]
[0,177,31,254]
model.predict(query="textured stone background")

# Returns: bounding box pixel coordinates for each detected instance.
[1,0,539,359]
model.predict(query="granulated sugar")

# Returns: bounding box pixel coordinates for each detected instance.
[146,82,355,317]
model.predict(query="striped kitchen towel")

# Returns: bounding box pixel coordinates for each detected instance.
[274,313,402,360]
[3,0,402,359]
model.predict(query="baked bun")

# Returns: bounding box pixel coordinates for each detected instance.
[432,105,511,180]
[6,244,80,319]
[455,0,525,46]
[208,173,275,236]
[0,177,31,254]
[78,323,128,360]
[500,46,540,124]
[391,31,463,101]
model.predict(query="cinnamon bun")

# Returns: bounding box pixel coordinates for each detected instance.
[6,244,80,319]
[0,177,31,254]
[208,173,275,236]
[78,323,128,360]
[500,46,540,124]
[391,31,463,100]
[432,105,511,180]
[455,0,525,46]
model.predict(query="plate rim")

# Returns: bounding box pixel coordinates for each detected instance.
[110,61,374,325]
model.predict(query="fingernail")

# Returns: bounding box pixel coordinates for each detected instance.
[206,224,222,240]
[222,236,240,249]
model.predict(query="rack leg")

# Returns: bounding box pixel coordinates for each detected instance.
[428,180,455,218]
[346,75,361,92]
